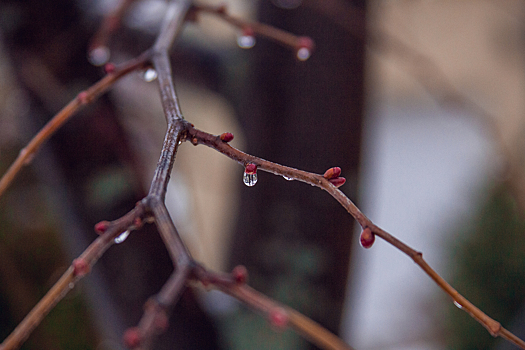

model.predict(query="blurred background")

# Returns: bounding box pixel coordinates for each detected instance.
[1,0,525,349]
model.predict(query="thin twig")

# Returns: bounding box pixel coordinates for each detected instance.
[186,125,525,350]
[191,264,355,350]
[0,53,150,198]
[192,3,313,52]
[0,204,146,350]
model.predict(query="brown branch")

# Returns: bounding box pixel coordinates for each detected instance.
[0,203,146,350]
[88,0,137,65]
[0,52,150,198]
[186,125,525,350]
[191,3,315,57]
[191,264,355,350]
[3,1,524,349]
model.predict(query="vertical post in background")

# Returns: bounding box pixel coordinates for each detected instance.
[229,0,366,348]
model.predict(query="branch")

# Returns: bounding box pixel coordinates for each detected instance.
[0,52,150,198]
[186,125,525,349]
[0,203,147,350]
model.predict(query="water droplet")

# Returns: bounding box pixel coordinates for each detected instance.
[282,175,293,181]
[88,46,110,66]
[237,34,256,49]
[243,172,257,187]
[143,68,158,82]
[296,47,311,61]
[114,230,130,244]
[69,282,75,289]
[453,301,462,309]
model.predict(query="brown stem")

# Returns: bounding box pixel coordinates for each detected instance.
[0,52,150,198]
[186,126,525,350]
[192,4,311,50]
[0,204,146,350]
[191,264,355,350]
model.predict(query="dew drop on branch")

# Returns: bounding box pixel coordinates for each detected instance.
[243,172,257,187]
[296,47,311,61]
[282,175,293,181]
[114,230,130,244]
[243,163,258,187]
[143,68,158,82]
[237,34,256,49]
[453,301,463,309]
[88,46,110,66]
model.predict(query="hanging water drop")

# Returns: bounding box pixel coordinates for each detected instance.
[237,34,256,49]
[143,68,158,82]
[296,47,311,61]
[282,175,293,181]
[69,282,75,289]
[243,163,258,187]
[114,230,130,244]
[243,172,257,187]
[88,46,110,66]
[453,301,463,309]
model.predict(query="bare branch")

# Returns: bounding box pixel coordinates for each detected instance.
[186,126,525,350]
[0,53,150,198]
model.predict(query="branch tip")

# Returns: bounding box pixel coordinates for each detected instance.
[220,132,234,142]
[323,167,341,180]
[94,220,110,235]
[359,227,375,249]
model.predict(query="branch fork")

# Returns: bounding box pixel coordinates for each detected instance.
[1,1,525,350]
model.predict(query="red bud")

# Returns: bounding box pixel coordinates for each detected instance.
[360,227,375,249]
[104,63,116,74]
[72,258,90,277]
[329,177,346,188]
[123,328,141,348]
[94,221,110,234]
[323,167,342,180]
[232,265,248,284]
[269,307,288,330]
[296,36,315,51]
[245,163,257,174]
[220,132,234,142]
[77,91,89,105]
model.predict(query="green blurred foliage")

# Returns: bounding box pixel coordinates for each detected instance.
[0,146,98,350]
[447,184,525,350]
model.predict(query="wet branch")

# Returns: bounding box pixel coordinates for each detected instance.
[1,0,525,350]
